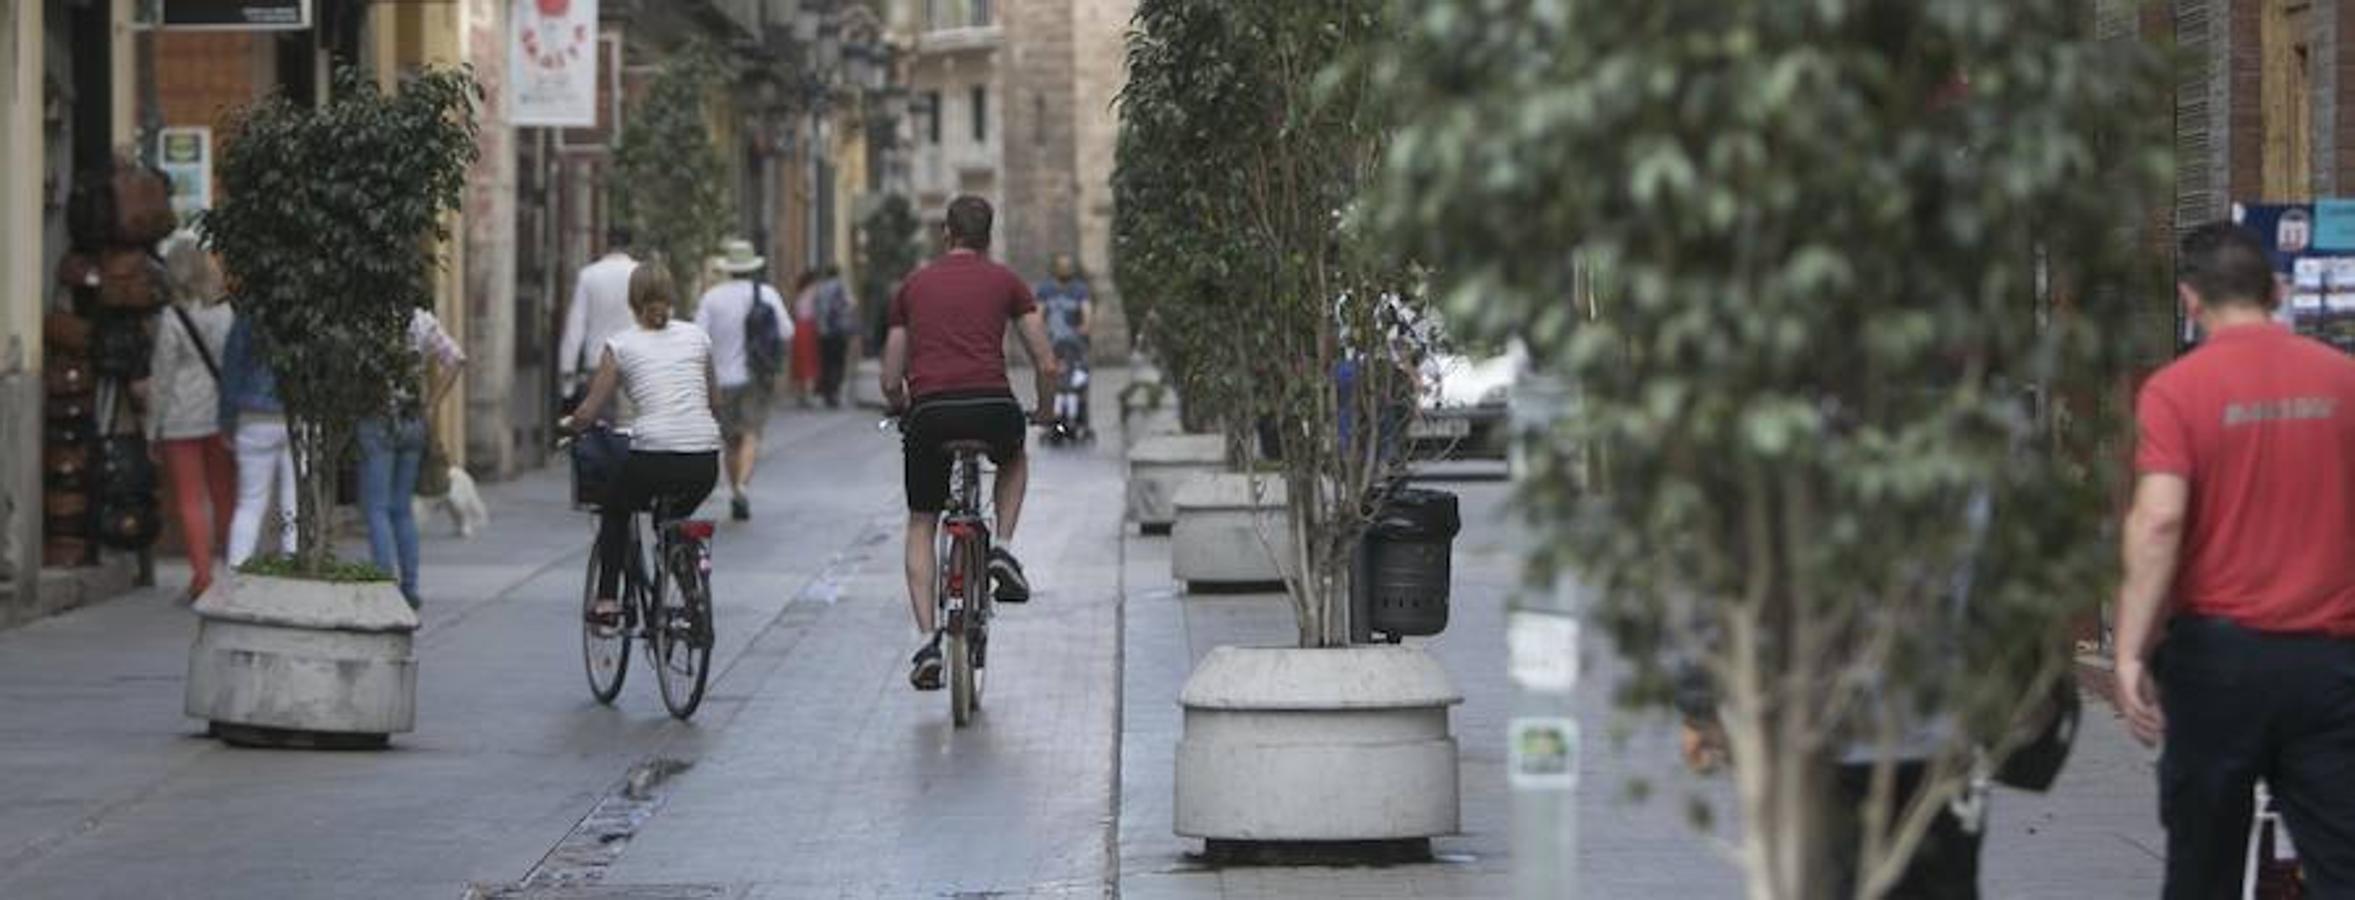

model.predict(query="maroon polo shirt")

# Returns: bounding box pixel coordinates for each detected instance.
[888,251,1038,401]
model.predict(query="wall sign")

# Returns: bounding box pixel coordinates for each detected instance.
[511,0,601,128]
[159,0,311,30]
[156,127,212,223]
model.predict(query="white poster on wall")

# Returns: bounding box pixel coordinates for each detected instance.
[510,0,599,127]
[156,127,212,223]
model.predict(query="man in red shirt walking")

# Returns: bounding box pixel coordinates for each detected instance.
[2117,221,2355,898]
[881,195,1059,690]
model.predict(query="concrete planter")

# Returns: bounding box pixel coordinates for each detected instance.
[1170,473,1293,589]
[1121,404,1184,449]
[1127,434,1227,534]
[851,358,886,409]
[186,573,420,749]
[1175,644,1462,846]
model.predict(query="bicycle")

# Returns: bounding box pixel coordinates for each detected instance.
[569,427,718,720]
[882,416,1004,726]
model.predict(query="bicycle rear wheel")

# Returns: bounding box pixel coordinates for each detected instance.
[652,544,713,720]
[946,534,982,726]
[581,537,628,704]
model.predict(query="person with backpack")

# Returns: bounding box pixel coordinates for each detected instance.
[139,239,235,602]
[815,265,857,409]
[694,238,792,521]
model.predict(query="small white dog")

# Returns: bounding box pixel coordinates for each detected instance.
[414,466,490,538]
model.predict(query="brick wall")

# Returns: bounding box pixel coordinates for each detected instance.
[156,31,261,132]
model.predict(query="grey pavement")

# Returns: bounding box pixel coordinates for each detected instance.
[0,365,2169,900]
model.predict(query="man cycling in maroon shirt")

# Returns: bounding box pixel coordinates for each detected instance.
[881,195,1060,691]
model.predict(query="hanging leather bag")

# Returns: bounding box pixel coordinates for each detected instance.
[43,309,92,355]
[97,248,166,311]
[43,443,92,491]
[90,315,151,381]
[110,156,177,246]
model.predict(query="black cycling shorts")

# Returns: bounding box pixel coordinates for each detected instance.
[903,391,1025,513]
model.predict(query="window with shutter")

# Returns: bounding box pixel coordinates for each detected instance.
[2175,0,2222,234]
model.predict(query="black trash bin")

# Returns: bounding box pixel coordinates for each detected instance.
[1354,487,1460,641]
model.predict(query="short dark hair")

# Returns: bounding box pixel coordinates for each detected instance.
[606,224,634,250]
[2179,221,2278,310]
[945,195,993,250]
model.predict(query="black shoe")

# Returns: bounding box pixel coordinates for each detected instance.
[990,547,1030,603]
[731,496,750,521]
[909,638,944,691]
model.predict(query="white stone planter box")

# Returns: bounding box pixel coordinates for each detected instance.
[1121,405,1184,452]
[1127,434,1227,533]
[186,573,420,748]
[1170,473,1293,587]
[1175,645,1462,842]
[851,358,886,409]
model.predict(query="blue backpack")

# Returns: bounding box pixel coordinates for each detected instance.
[743,282,786,380]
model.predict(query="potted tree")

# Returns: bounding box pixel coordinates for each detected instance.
[1119,0,1459,852]
[186,68,480,749]
[1363,4,2167,897]
[611,44,733,302]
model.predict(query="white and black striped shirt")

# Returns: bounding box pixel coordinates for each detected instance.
[605,322,723,454]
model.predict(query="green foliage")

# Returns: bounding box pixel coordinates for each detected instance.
[202,67,480,578]
[858,193,923,338]
[613,44,736,300]
[1362,1,2168,895]
[237,553,394,583]
[1117,0,1419,646]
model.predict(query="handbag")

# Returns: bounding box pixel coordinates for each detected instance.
[44,310,92,355]
[44,357,93,399]
[43,443,92,491]
[43,535,94,569]
[96,434,157,497]
[90,315,150,380]
[1991,674,2080,792]
[97,249,165,311]
[111,157,178,246]
[569,425,630,510]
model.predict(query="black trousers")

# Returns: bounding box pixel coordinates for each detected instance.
[1827,761,1984,900]
[2158,616,2355,899]
[595,451,717,600]
[816,335,850,407]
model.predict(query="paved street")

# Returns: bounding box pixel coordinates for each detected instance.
[0,368,2167,899]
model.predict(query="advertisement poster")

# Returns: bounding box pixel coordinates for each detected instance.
[2233,202,2355,355]
[511,0,599,127]
[156,127,211,224]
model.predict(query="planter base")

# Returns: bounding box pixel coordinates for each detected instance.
[1175,645,1462,842]
[1201,838,1432,867]
[1128,435,1226,529]
[187,574,420,747]
[209,721,390,751]
[1184,579,1287,595]
[1171,474,1292,585]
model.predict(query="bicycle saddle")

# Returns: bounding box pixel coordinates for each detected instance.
[940,439,995,455]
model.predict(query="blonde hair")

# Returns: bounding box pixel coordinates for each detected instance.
[627,263,678,328]
[163,239,224,306]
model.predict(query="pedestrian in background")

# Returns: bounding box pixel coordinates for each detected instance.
[695,239,792,521]
[218,308,294,567]
[141,239,235,601]
[816,265,855,409]
[1035,254,1092,427]
[789,269,823,407]
[2115,222,2355,898]
[355,307,464,608]
[557,227,639,402]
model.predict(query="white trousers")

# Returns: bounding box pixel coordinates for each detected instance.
[227,418,298,566]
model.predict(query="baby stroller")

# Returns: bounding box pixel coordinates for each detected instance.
[1044,338,1094,446]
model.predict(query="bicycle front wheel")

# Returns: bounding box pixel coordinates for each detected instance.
[652,550,713,720]
[582,542,629,704]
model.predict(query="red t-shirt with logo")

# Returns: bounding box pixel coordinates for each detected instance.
[888,251,1039,401]
[2136,324,2355,635]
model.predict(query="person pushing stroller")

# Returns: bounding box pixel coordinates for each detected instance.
[1036,254,1094,444]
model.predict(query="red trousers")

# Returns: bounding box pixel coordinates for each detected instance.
[160,434,235,589]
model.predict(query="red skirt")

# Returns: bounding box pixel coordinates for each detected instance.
[792,313,821,384]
